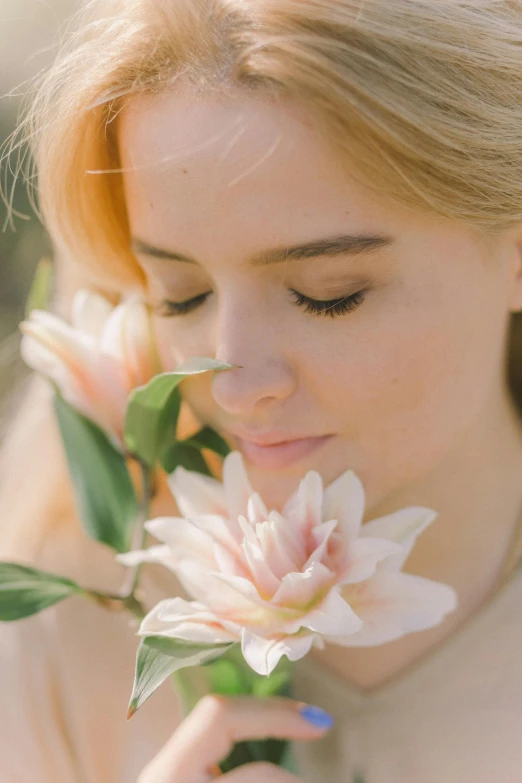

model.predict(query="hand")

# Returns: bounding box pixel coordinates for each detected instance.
[137,694,333,782]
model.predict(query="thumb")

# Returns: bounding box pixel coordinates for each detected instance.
[138,694,333,783]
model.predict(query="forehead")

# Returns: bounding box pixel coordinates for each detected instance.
[117,86,401,248]
[119,85,343,189]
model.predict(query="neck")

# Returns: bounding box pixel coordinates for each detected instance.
[310,383,522,690]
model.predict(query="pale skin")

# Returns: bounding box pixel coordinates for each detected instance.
[117,83,522,779]
[136,695,330,782]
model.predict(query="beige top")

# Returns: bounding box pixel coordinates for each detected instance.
[1,512,522,783]
[1,377,522,783]
[292,561,522,783]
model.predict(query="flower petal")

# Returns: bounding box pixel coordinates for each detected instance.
[210,572,266,606]
[223,452,255,523]
[323,469,365,541]
[145,517,217,567]
[337,536,403,585]
[303,519,338,570]
[302,588,363,636]
[268,511,306,566]
[282,471,323,535]
[169,561,226,603]
[120,295,162,385]
[241,628,314,675]
[20,313,126,437]
[360,507,437,572]
[191,514,241,553]
[20,330,93,411]
[115,544,173,568]
[238,515,259,546]
[71,289,114,338]
[256,514,300,578]
[99,296,161,388]
[213,541,250,578]
[168,467,227,518]
[327,571,458,647]
[20,313,97,391]
[241,538,281,598]
[138,597,239,644]
[247,493,269,524]
[163,562,266,619]
[271,561,334,609]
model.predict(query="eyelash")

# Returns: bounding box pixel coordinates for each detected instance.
[288,289,366,318]
[155,289,366,319]
[156,292,210,316]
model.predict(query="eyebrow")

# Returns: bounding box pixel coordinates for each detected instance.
[130,233,395,266]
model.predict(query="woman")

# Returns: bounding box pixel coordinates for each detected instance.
[2,0,522,780]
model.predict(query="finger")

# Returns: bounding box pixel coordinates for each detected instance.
[221,761,302,781]
[138,695,333,783]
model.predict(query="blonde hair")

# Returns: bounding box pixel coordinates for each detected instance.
[3,0,522,558]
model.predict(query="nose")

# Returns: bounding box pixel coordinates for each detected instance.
[210,299,297,416]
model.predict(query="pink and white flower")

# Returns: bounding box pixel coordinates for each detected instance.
[118,452,458,675]
[20,289,162,447]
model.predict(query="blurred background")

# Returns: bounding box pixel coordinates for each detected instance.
[0,0,79,410]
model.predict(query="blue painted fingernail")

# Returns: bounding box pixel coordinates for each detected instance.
[298,704,334,729]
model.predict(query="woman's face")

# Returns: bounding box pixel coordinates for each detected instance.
[119,86,522,512]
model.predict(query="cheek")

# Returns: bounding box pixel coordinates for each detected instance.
[324,296,508,497]
[153,318,213,369]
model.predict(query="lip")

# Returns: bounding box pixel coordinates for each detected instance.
[227,431,335,470]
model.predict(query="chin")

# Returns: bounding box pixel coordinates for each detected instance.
[242,457,346,510]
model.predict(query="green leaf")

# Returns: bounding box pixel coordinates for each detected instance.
[220,644,294,694]
[219,737,291,774]
[54,394,138,553]
[206,658,249,695]
[184,426,231,458]
[280,744,301,775]
[160,441,211,476]
[251,669,292,697]
[215,657,294,774]
[0,563,81,621]
[24,257,53,317]
[156,386,182,459]
[124,358,234,467]
[128,635,232,717]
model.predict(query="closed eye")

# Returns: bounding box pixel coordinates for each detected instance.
[154,288,367,318]
[289,289,366,318]
[154,292,212,316]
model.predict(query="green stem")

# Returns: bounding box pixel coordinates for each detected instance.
[83,589,146,619]
[167,648,298,775]
[82,461,155,622]
[119,460,156,600]
[122,593,147,619]
[169,669,206,714]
